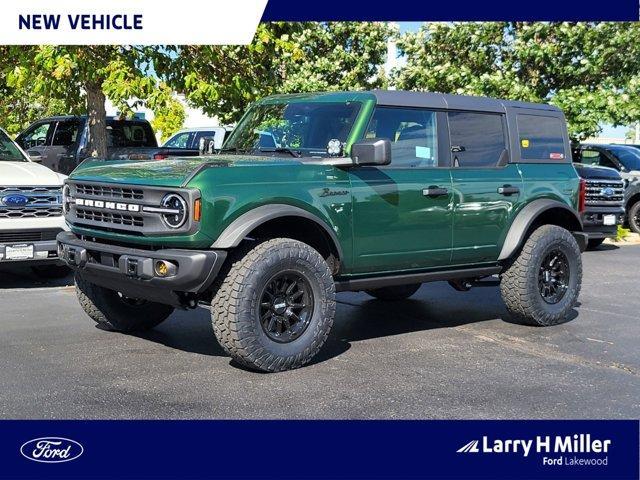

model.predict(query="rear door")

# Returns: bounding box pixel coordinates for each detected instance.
[448,111,523,264]
[350,106,453,273]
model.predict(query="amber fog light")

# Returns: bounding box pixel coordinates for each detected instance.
[154,260,177,277]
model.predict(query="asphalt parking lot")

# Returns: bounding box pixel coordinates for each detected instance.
[0,245,638,419]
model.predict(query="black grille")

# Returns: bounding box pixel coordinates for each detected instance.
[585,180,625,206]
[76,208,144,227]
[0,207,63,218]
[75,184,144,200]
[0,230,61,243]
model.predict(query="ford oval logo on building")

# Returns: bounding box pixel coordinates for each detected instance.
[600,187,615,198]
[2,194,29,207]
[20,437,84,463]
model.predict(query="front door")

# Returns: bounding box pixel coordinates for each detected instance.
[447,111,524,264]
[350,107,453,274]
[16,121,55,167]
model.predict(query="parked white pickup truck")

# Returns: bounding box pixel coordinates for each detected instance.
[0,128,68,278]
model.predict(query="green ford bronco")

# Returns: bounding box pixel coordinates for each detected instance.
[58,91,587,372]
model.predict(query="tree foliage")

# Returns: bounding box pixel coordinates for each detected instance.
[152,96,186,142]
[156,22,395,124]
[394,22,640,139]
[2,46,181,154]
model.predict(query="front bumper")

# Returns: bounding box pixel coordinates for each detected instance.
[0,240,61,265]
[57,231,227,306]
[581,207,625,240]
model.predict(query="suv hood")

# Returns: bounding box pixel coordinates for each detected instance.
[0,161,65,186]
[573,163,621,181]
[70,155,305,187]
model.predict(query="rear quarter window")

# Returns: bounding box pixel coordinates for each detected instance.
[517,114,566,161]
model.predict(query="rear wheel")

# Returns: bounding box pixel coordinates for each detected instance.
[211,238,335,372]
[586,238,605,250]
[500,225,582,326]
[75,274,174,332]
[629,202,640,234]
[365,283,421,301]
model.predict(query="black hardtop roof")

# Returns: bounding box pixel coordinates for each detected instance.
[370,90,562,114]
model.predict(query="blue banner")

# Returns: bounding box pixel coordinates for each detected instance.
[1,420,637,479]
[261,0,639,21]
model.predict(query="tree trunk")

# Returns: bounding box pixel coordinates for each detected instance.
[86,83,107,158]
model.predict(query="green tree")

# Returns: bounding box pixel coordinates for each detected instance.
[394,22,640,140]
[157,22,395,124]
[152,96,186,142]
[3,46,177,155]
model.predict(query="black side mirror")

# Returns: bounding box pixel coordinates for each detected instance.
[351,138,391,166]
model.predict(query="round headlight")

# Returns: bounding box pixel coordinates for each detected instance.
[62,184,70,215]
[161,194,188,229]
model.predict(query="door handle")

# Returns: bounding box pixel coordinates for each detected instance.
[423,186,449,197]
[497,185,520,196]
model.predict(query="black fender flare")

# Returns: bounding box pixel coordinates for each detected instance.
[498,199,583,261]
[210,204,343,260]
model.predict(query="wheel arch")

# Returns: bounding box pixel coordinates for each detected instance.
[498,199,583,261]
[211,204,343,268]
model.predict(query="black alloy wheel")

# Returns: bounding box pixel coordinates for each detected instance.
[538,249,570,304]
[258,272,314,343]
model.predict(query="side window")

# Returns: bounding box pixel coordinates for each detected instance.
[52,121,81,147]
[580,149,602,166]
[108,123,156,148]
[365,107,439,168]
[20,123,53,149]
[193,131,216,149]
[517,114,566,160]
[447,112,506,168]
[165,132,193,149]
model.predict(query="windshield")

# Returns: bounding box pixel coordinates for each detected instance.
[223,101,361,157]
[606,146,640,171]
[0,131,27,162]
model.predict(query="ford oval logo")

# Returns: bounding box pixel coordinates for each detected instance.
[2,194,29,207]
[20,437,84,463]
[600,187,615,197]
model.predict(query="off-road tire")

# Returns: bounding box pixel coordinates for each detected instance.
[586,238,606,250]
[500,225,582,326]
[75,273,174,332]
[211,238,335,372]
[31,264,71,279]
[365,283,421,301]
[629,201,640,234]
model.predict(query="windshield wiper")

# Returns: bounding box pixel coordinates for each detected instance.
[258,147,302,158]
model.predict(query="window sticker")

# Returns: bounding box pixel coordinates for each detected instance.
[415,146,431,159]
[550,152,564,159]
[521,139,530,148]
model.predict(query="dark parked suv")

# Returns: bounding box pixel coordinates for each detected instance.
[58,91,586,372]
[16,116,200,175]
[572,163,625,249]
[573,144,640,234]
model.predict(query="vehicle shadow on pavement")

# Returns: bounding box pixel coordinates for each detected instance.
[131,282,579,371]
[0,265,73,289]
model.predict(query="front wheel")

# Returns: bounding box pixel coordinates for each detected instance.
[211,238,336,372]
[75,274,174,332]
[628,202,640,234]
[500,225,582,326]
